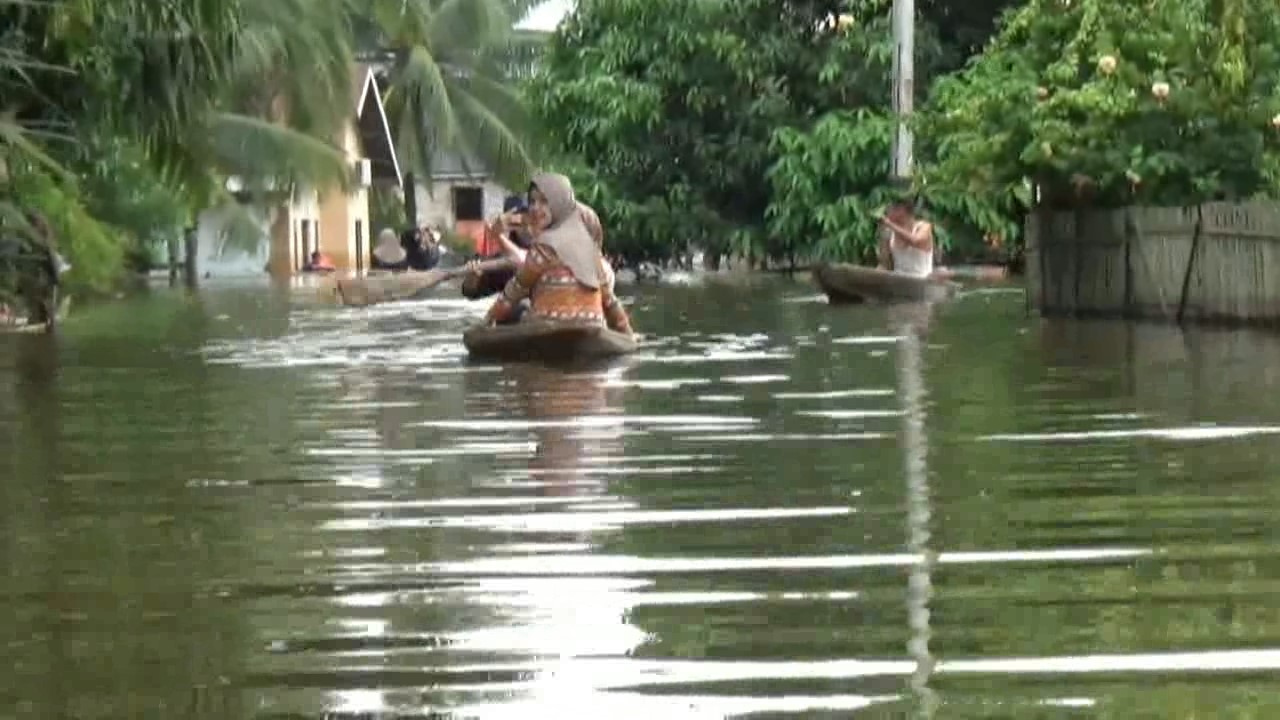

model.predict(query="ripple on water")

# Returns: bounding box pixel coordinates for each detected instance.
[11,286,1280,719]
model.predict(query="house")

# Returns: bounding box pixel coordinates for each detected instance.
[269,64,402,276]
[414,150,513,251]
[198,65,402,276]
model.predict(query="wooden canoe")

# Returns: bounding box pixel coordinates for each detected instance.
[812,263,960,304]
[463,321,638,362]
[329,271,447,307]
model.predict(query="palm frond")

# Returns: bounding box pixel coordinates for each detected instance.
[0,114,74,182]
[208,112,352,192]
[450,88,534,187]
[385,44,460,174]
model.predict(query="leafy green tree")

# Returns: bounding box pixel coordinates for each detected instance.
[919,0,1280,237]
[1,0,368,318]
[531,0,971,266]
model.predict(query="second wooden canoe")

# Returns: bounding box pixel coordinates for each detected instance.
[332,271,446,307]
[812,263,960,304]
[463,321,638,362]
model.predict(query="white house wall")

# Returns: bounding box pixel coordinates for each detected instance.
[414,178,511,229]
[195,204,272,276]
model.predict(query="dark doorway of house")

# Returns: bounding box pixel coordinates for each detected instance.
[452,186,484,222]
[354,220,364,273]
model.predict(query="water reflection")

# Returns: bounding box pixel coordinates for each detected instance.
[891,302,938,718]
[509,363,626,494]
[9,281,1280,718]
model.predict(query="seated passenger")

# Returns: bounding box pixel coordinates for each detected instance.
[302,251,336,273]
[371,228,409,271]
[484,172,633,335]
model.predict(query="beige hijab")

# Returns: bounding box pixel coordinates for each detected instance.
[532,172,603,290]
[577,201,603,247]
[373,228,405,264]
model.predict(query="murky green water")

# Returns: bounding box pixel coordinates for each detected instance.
[3,274,1280,719]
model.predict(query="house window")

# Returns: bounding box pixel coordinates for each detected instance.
[452,186,484,221]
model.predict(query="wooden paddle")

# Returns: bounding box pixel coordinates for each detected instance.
[331,258,517,307]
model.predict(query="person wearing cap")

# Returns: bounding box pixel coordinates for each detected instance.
[493,194,535,261]
[460,194,535,299]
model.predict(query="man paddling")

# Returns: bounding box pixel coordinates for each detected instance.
[877,200,935,278]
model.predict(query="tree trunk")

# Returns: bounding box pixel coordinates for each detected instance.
[183,226,199,289]
[402,172,418,226]
[167,235,180,287]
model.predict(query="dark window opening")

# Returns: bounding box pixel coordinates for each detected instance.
[355,220,365,273]
[452,186,484,221]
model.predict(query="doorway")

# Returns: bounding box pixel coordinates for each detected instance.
[451,186,484,222]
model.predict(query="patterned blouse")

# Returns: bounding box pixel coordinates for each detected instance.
[486,244,633,333]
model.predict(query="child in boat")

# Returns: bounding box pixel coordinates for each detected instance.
[877,200,935,278]
[483,172,633,335]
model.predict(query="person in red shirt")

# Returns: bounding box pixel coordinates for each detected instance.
[303,251,336,273]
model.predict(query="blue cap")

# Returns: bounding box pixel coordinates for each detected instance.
[503,195,528,213]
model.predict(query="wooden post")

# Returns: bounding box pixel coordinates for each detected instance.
[1122,208,1134,316]
[167,235,180,287]
[183,226,199,289]
[1071,207,1085,315]
[1175,204,1205,323]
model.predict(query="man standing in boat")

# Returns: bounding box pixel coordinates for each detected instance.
[876,200,935,278]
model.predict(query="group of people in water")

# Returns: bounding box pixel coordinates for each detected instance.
[341,172,944,339]
[369,172,635,336]
[371,224,444,273]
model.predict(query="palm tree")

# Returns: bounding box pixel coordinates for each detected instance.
[1,0,367,306]
[352,0,547,222]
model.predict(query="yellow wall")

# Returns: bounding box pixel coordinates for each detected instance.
[267,206,293,277]
[267,82,385,276]
[317,122,372,273]
[267,186,322,277]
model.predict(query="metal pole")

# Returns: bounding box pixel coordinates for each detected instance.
[891,0,915,178]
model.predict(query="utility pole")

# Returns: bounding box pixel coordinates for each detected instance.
[890,0,915,179]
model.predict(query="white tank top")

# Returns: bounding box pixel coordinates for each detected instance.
[890,221,933,278]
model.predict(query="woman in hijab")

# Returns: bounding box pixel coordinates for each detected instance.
[371,228,408,271]
[484,172,633,335]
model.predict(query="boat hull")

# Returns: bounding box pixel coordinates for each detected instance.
[463,321,637,362]
[331,271,441,306]
[812,263,959,304]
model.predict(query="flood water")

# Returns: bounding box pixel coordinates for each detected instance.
[3,275,1280,718]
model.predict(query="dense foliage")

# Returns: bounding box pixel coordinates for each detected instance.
[1,0,539,323]
[533,0,1280,267]
[531,0,1008,266]
[921,0,1280,216]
